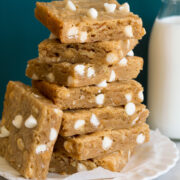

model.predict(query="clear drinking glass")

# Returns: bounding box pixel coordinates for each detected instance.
[148,0,180,139]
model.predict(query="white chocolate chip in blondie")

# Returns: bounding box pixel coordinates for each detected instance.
[102,136,112,150]
[109,70,116,82]
[36,144,47,154]
[125,93,132,102]
[67,26,79,39]
[49,128,58,141]
[80,31,88,43]
[127,50,134,56]
[74,120,85,130]
[87,8,98,19]
[54,108,61,115]
[32,74,38,80]
[132,116,139,126]
[87,67,95,78]
[25,115,37,129]
[106,53,118,64]
[46,73,55,83]
[97,80,107,88]
[67,76,78,86]
[12,115,23,129]
[138,91,144,101]
[66,0,76,11]
[124,25,133,38]
[119,3,130,12]
[125,102,136,116]
[90,113,100,127]
[0,126,10,138]
[49,33,57,40]
[80,95,85,100]
[96,94,104,105]
[17,138,25,151]
[118,57,128,66]
[104,3,116,13]
[136,133,145,144]
[74,65,85,76]
[77,163,87,172]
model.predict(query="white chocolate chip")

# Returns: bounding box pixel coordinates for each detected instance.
[25,115,37,128]
[74,65,85,76]
[80,95,85,100]
[49,33,57,39]
[46,73,55,83]
[102,136,112,150]
[104,3,116,13]
[67,27,79,39]
[98,89,101,93]
[109,70,116,82]
[106,53,118,64]
[80,32,87,43]
[12,115,23,129]
[32,74,38,80]
[124,25,133,38]
[67,76,78,86]
[0,126,10,138]
[132,116,139,126]
[127,50,134,56]
[54,108,61,115]
[66,0,76,11]
[33,93,41,98]
[119,3,130,12]
[97,80,107,88]
[77,163,87,172]
[136,133,145,144]
[36,144,47,154]
[125,93,132,102]
[49,128,58,141]
[138,91,144,101]
[87,67,95,78]
[74,120,85,130]
[96,94,104,105]
[125,102,136,116]
[87,8,98,19]
[90,113,100,127]
[118,57,128,66]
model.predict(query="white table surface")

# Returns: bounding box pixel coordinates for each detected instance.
[0,142,179,180]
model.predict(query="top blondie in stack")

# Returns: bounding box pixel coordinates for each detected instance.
[0,0,150,179]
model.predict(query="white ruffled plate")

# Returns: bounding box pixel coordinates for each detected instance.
[0,130,179,180]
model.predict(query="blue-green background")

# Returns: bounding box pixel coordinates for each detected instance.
[0,0,161,115]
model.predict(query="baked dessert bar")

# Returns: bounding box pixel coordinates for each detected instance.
[49,148,134,174]
[0,81,63,179]
[39,38,138,64]
[60,123,150,160]
[26,56,143,87]
[32,80,144,110]
[61,105,149,136]
[35,0,145,43]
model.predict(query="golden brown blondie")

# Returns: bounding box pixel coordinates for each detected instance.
[0,81,63,179]
[35,0,145,43]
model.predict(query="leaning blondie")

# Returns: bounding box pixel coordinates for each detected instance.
[35,0,145,43]
[0,81,63,179]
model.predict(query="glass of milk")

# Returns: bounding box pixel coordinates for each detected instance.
[148,0,180,139]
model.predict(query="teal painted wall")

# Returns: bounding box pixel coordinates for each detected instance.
[0,0,161,115]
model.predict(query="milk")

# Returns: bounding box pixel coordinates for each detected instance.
[148,16,180,139]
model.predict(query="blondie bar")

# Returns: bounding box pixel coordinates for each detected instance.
[61,105,149,136]
[32,80,144,110]
[27,56,143,87]
[35,0,145,43]
[49,148,133,174]
[39,38,138,64]
[0,81,63,179]
[62,123,150,160]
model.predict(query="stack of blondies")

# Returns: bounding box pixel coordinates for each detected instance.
[0,0,150,179]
